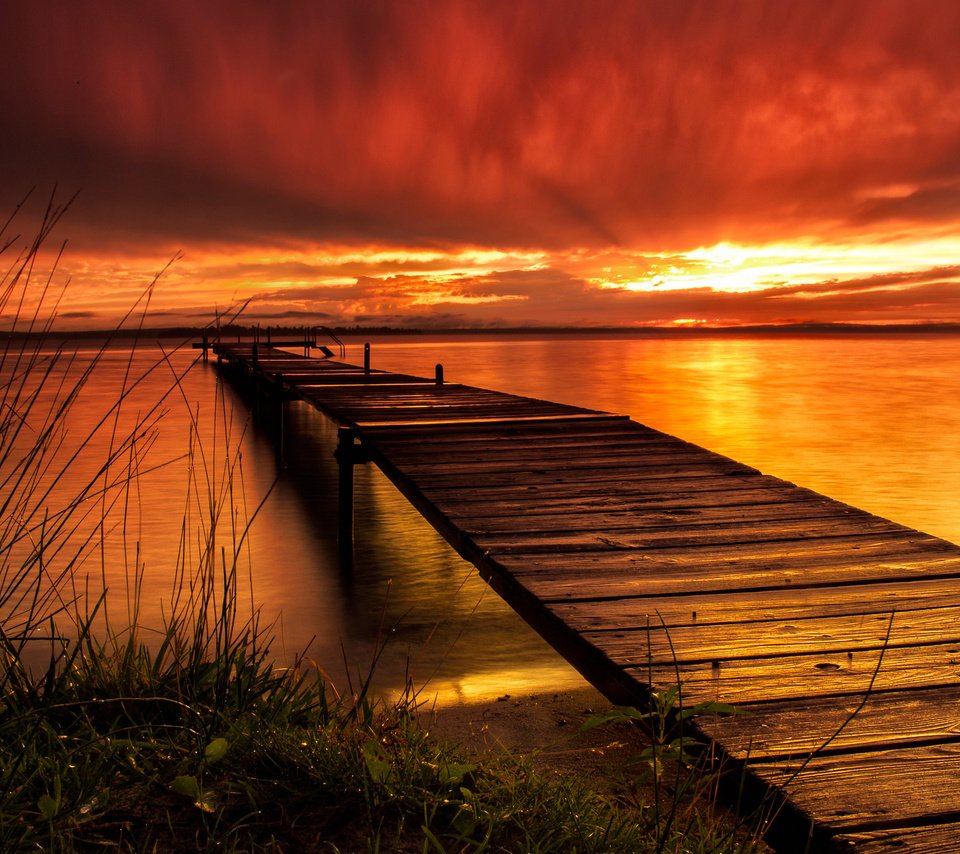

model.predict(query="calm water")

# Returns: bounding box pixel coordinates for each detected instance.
[7,333,960,703]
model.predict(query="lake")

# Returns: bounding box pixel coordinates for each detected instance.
[6,332,959,703]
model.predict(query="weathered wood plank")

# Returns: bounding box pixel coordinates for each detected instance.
[697,686,960,759]
[547,577,960,631]
[633,641,960,705]
[376,435,714,461]
[582,606,960,666]
[470,515,912,555]
[383,445,735,470]
[405,460,758,488]
[420,473,780,505]
[833,822,960,852]
[752,743,960,833]
[356,412,631,436]
[451,498,860,531]
[487,536,959,593]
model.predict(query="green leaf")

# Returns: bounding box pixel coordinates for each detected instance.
[580,705,650,731]
[203,737,230,763]
[171,775,201,800]
[452,804,479,836]
[37,793,59,821]
[362,739,393,784]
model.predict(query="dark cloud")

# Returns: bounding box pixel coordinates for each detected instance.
[853,182,960,225]
[5,0,960,254]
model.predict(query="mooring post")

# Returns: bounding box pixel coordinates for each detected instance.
[335,427,357,561]
[202,330,209,362]
[266,326,272,345]
[275,396,285,466]
[364,342,371,375]
[435,363,444,385]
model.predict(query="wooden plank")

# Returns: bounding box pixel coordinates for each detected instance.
[833,822,960,852]
[453,500,873,534]
[290,376,438,385]
[402,460,757,488]
[470,516,912,555]
[496,549,960,600]
[391,448,748,478]
[380,442,731,466]
[431,481,811,513]
[363,422,652,447]
[752,743,960,833]
[547,577,960,631]
[487,531,956,577]
[697,686,960,759]
[374,435,713,460]
[582,606,960,666]
[632,640,960,705]
[353,412,629,432]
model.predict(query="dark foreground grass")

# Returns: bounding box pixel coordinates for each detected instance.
[0,629,769,853]
[0,196,768,853]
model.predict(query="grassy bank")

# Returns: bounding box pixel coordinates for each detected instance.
[1,632,770,852]
[1,198,768,852]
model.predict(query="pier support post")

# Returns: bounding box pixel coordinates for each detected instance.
[275,397,285,466]
[435,363,444,385]
[334,427,371,563]
[335,428,355,561]
[364,342,371,375]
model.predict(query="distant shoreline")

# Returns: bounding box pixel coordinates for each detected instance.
[6,321,960,341]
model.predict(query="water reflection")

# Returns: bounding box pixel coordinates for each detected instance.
[257,398,582,701]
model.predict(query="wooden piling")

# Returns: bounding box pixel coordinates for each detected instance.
[364,342,371,375]
[334,427,356,560]
[435,364,444,385]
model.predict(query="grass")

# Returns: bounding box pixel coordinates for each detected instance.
[0,195,769,852]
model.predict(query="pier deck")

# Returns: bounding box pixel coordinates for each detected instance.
[215,343,960,853]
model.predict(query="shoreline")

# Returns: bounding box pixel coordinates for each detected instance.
[424,686,650,787]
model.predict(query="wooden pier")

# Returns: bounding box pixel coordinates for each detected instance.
[215,342,960,853]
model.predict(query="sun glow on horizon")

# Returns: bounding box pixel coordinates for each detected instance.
[18,228,960,331]
[595,236,960,301]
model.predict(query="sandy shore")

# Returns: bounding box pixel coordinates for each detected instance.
[422,686,649,791]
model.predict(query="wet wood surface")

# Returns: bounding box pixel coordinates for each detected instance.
[215,345,960,853]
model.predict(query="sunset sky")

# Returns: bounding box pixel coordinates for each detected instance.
[3,0,960,329]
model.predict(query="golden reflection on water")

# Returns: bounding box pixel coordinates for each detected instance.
[8,335,960,703]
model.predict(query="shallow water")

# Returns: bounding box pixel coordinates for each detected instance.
[6,333,959,702]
